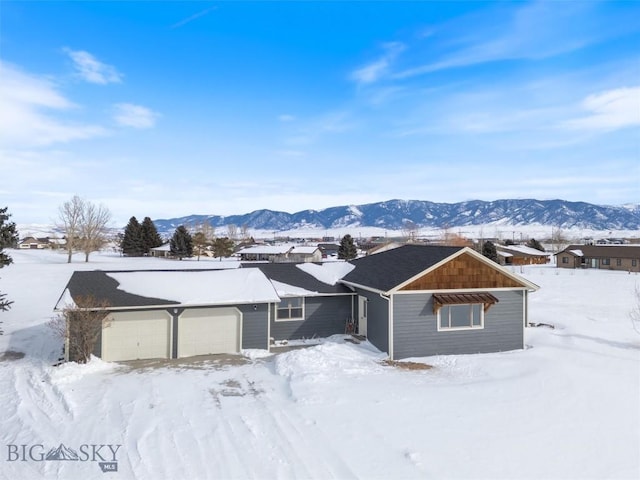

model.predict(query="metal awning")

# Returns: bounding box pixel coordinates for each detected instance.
[432,292,499,313]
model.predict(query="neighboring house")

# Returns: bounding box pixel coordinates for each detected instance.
[366,242,403,256]
[317,243,340,258]
[19,236,66,249]
[341,245,539,359]
[150,243,172,258]
[496,245,550,266]
[56,245,538,362]
[555,244,640,271]
[238,244,322,263]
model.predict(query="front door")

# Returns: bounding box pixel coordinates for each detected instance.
[358,296,368,336]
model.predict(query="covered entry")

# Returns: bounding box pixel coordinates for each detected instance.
[102,310,172,361]
[178,307,241,358]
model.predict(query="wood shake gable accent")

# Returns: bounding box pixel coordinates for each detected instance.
[398,250,525,291]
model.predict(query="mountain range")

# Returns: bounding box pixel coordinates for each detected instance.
[153,199,640,235]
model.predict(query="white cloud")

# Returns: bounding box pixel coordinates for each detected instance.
[64,48,123,84]
[278,114,296,122]
[394,2,627,79]
[562,86,640,132]
[113,103,160,128]
[350,42,405,85]
[0,62,108,148]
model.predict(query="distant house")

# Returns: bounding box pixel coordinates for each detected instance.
[496,245,550,266]
[366,241,403,256]
[317,243,339,258]
[55,245,538,362]
[19,236,64,249]
[150,243,172,258]
[555,244,640,271]
[238,244,322,263]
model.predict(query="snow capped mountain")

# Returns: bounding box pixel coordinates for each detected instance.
[153,199,640,235]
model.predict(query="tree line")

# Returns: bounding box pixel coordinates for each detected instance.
[121,217,235,260]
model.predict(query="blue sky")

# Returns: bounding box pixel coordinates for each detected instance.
[1,1,639,225]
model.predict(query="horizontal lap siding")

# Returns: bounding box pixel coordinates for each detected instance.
[393,290,524,359]
[355,289,389,354]
[237,304,269,350]
[270,296,353,341]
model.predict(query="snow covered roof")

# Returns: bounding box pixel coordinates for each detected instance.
[238,244,319,255]
[497,251,513,257]
[296,262,355,286]
[151,243,171,251]
[107,270,279,305]
[239,245,294,255]
[498,245,549,256]
[569,249,584,257]
[245,263,353,295]
[57,269,280,309]
[270,280,318,297]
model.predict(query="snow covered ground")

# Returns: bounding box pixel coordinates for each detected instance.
[0,249,638,479]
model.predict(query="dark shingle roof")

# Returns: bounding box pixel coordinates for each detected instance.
[557,244,640,258]
[342,245,464,292]
[243,263,352,294]
[60,271,174,308]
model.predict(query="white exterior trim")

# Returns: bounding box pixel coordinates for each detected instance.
[436,303,485,332]
[393,286,530,295]
[274,297,305,322]
[388,294,394,360]
[267,302,272,352]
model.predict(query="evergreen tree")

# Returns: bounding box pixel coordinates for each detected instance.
[526,238,545,252]
[338,234,358,260]
[141,217,163,254]
[170,225,193,260]
[1,207,19,312]
[212,237,235,259]
[482,240,499,263]
[121,216,144,256]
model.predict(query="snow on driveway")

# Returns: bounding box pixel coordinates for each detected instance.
[0,250,639,479]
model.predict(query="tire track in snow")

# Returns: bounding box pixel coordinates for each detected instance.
[8,363,75,440]
[207,373,358,479]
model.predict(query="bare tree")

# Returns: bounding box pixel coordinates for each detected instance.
[57,195,112,263]
[440,223,452,245]
[240,224,250,241]
[57,195,85,263]
[227,224,238,241]
[550,226,569,254]
[48,295,111,363]
[79,201,112,262]
[402,220,418,243]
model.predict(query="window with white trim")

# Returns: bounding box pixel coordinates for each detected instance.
[438,304,484,330]
[276,297,304,321]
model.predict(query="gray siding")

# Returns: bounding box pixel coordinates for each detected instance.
[392,290,524,359]
[355,289,389,354]
[270,296,353,341]
[237,303,270,350]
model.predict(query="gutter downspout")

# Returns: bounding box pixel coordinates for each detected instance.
[379,292,393,360]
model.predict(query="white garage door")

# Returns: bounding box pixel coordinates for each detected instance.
[178,307,241,358]
[102,310,171,361]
